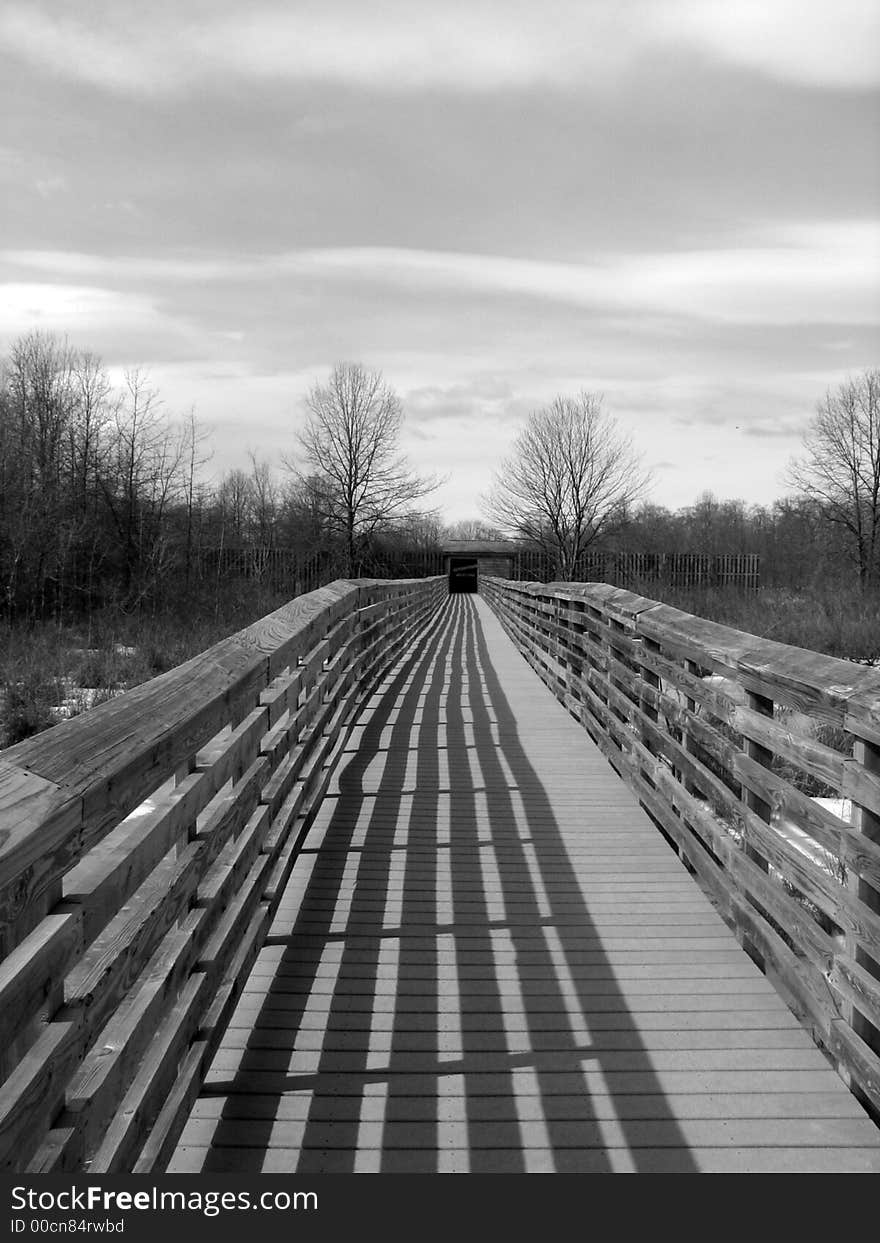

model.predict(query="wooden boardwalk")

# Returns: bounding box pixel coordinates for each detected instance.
[170,594,880,1173]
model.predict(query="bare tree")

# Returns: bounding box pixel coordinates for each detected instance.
[180,408,213,585]
[247,452,280,549]
[444,519,502,541]
[216,468,254,545]
[1,331,81,616]
[99,369,185,601]
[786,370,880,589]
[484,391,650,579]
[291,362,437,576]
[278,473,334,558]
[399,512,445,550]
[0,333,224,619]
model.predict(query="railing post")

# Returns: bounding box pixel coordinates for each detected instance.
[850,734,880,1066]
[742,690,774,970]
[675,658,703,799]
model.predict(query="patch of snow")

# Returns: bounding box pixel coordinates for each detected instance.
[701,674,746,704]
[773,797,853,879]
[120,798,157,822]
[51,684,124,721]
[776,818,839,874]
[813,797,853,824]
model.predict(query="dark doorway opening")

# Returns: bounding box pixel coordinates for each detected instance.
[449,557,478,593]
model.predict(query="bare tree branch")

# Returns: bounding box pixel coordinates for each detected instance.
[785,370,880,589]
[483,391,651,578]
[288,362,438,575]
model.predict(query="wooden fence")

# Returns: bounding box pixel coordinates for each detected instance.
[195,547,760,593]
[191,548,449,592]
[512,550,760,591]
[0,576,446,1172]
[481,575,880,1116]
[192,547,341,595]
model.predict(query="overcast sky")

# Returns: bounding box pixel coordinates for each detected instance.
[2,1,878,522]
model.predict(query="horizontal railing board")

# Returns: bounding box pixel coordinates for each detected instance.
[0,765,82,956]
[60,916,206,1159]
[0,912,83,1050]
[132,1040,209,1176]
[195,802,271,911]
[0,1019,85,1170]
[61,770,209,947]
[0,762,75,880]
[847,693,880,746]
[87,971,211,1174]
[62,842,203,1025]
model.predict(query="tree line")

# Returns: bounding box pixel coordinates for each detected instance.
[1,329,877,624]
[483,374,880,591]
[0,336,391,620]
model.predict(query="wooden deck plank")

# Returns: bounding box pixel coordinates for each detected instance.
[169,1144,880,1174]
[225,1010,807,1034]
[172,594,880,1174]
[175,1115,880,1150]
[181,1088,873,1122]
[215,1029,816,1053]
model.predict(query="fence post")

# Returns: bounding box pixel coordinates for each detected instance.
[849,732,880,1077]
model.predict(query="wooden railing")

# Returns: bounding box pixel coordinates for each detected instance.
[482,576,880,1116]
[0,576,445,1173]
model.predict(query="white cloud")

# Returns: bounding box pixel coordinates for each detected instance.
[0,4,636,94]
[658,0,880,90]
[0,281,210,362]
[0,282,160,336]
[0,9,155,93]
[33,174,67,198]
[2,1,877,95]
[0,250,251,282]
[5,218,878,334]
[276,225,880,325]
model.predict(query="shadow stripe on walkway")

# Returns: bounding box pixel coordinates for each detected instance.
[171,594,880,1174]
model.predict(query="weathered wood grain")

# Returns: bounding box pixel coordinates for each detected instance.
[0,762,81,955]
[88,972,211,1173]
[0,1021,84,1170]
[132,1039,209,1174]
[62,916,206,1158]
[0,912,83,1049]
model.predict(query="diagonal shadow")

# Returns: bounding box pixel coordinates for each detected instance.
[462,595,699,1172]
[195,592,699,1173]
[200,594,457,1172]
[379,593,526,1171]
